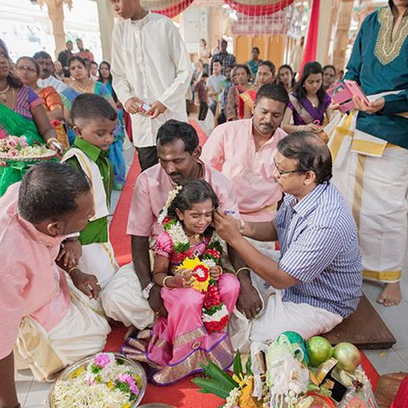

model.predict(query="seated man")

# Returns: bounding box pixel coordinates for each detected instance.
[202,84,288,349]
[0,162,110,408]
[214,132,363,347]
[101,119,262,329]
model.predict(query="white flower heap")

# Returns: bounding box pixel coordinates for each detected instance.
[52,352,142,408]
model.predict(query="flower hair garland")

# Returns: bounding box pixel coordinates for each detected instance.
[157,185,183,224]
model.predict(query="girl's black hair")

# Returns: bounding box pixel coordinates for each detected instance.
[0,38,23,89]
[97,61,118,103]
[167,179,219,235]
[277,64,296,88]
[293,61,326,105]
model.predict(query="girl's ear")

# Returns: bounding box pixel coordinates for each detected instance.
[175,208,184,221]
[73,125,82,137]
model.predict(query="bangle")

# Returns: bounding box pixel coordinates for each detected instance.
[236,267,251,277]
[163,276,172,288]
[67,266,80,276]
[46,137,58,147]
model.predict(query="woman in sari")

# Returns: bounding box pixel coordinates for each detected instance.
[277,64,296,95]
[0,39,64,196]
[225,64,252,121]
[98,61,126,190]
[246,47,262,80]
[62,56,125,190]
[282,61,333,138]
[15,56,69,148]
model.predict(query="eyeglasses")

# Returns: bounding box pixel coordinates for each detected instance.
[16,65,37,74]
[273,158,301,177]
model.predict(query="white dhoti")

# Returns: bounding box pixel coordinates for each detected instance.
[79,242,118,289]
[328,109,408,283]
[250,293,343,344]
[15,285,111,381]
[228,238,278,352]
[100,263,155,329]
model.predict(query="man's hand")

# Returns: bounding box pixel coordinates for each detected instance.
[70,269,101,299]
[236,280,263,319]
[353,96,385,114]
[213,210,241,244]
[124,97,145,115]
[148,284,168,317]
[148,101,167,119]
[57,239,82,267]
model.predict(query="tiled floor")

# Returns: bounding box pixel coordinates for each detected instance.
[15,144,408,406]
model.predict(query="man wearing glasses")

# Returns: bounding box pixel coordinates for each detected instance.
[202,83,288,349]
[214,132,363,347]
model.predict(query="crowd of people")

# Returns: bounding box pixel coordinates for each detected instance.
[0,0,407,406]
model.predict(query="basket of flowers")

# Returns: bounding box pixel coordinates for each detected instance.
[0,136,56,164]
[47,352,147,408]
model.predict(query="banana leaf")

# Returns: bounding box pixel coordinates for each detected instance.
[245,353,253,376]
[191,378,232,399]
[233,350,243,377]
[199,361,238,389]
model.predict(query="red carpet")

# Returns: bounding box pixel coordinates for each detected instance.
[107,120,378,406]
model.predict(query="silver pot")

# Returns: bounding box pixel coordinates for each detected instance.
[47,353,147,407]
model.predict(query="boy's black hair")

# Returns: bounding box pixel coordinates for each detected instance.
[71,93,117,124]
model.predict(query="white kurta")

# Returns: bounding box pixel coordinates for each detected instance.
[111,12,193,148]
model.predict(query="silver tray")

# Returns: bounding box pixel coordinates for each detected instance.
[47,353,147,408]
[0,149,57,162]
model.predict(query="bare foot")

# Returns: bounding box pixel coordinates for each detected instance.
[377,282,402,307]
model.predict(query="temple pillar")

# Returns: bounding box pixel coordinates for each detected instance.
[96,0,115,61]
[41,0,67,58]
[331,0,354,70]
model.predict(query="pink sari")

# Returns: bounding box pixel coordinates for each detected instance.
[122,232,240,385]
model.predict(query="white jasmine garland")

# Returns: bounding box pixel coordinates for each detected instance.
[202,304,229,322]
[157,185,183,224]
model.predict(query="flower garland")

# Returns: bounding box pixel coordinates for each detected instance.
[52,353,142,408]
[161,214,229,333]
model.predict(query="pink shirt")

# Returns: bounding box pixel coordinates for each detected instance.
[127,161,240,238]
[0,184,71,359]
[201,119,286,222]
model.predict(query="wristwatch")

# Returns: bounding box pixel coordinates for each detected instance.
[142,282,155,300]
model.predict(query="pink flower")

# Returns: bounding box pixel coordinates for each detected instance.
[117,373,139,395]
[93,353,113,368]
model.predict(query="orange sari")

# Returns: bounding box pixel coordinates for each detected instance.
[37,86,69,148]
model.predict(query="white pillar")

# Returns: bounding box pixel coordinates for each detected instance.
[96,0,114,62]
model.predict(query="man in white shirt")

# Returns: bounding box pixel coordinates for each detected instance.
[33,51,68,94]
[207,59,226,116]
[109,0,193,171]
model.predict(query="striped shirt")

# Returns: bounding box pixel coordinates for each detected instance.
[277,182,362,318]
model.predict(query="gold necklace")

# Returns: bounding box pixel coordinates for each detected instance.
[0,85,10,102]
[74,79,92,93]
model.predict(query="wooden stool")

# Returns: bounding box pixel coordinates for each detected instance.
[323,294,396,349]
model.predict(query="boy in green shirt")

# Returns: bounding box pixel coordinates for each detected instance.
[61,93,119,288]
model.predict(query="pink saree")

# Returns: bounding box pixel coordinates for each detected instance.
[122,232,240,385]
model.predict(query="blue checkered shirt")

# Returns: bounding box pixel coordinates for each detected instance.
[277,182,362,318]
[210,52,237,75]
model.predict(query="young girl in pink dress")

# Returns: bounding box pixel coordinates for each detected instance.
[123,179,240,385]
